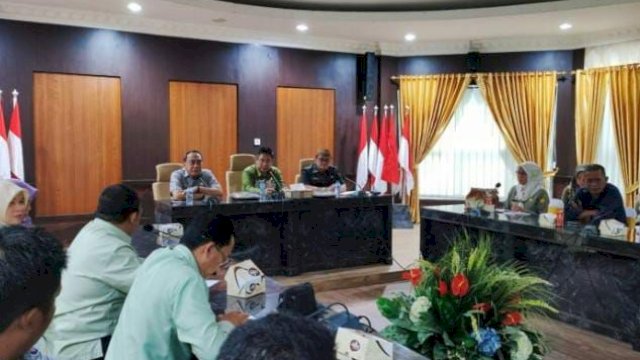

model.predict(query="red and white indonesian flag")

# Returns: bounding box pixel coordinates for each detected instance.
[8,90,24,180]
[356,106,369,189]
[0,92,10,179]
[381,105,400,186]
[368,106,386,192]
[398,109,414,196]
[371,107,387,193]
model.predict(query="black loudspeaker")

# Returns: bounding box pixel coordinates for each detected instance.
[466,51,481,73]
[356,52,378,112]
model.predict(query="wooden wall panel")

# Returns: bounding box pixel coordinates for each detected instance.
[277,87,335,184]
[34,73,122,216]
[169,82,237,194]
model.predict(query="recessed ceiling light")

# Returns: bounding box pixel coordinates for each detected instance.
[559,23,572,30]
[296,24,309,32]
[404,33,416,42]
[127,2,142,13]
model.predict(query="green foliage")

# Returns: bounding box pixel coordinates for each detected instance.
[378,231,557,359]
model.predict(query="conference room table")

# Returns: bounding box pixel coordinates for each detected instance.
[132,227,428,360]
[154,195,393,276]
[420,205,640,351]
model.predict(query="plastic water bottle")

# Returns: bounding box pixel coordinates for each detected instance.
[185,188,194,206]
[258,180,266,202]
[334,181,341,198]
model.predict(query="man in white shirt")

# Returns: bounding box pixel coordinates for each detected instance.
[40,184,142,360]
[170,150,223,201]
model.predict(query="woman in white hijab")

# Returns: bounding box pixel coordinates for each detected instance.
[0,179,30,226]
[505,161,549,214]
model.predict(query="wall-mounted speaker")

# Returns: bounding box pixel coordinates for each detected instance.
[356,52,379,113]
[466,51,481,73]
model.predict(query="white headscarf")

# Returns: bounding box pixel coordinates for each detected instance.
[0,180,29,226]
[515,161,544,201]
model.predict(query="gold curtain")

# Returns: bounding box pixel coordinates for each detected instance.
[399,74,471,221]
[477,72,557,169]
[575,70,608,164]
[609,65,640,207]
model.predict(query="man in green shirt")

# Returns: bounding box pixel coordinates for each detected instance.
[40,184,142,360]
[242,146,284,194]
[105,213,248,360]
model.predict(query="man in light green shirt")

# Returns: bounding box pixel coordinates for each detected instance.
[106,213,248,360]
[40,184,142,360]
[242,146,284,194]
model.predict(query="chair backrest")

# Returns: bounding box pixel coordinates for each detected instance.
[156,163,182,182]
[153,162,182,201]
[295,158,314,184]
[226,154,257,199]
[229,154,256,171]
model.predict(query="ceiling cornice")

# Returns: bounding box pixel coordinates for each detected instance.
[0,1,639,56]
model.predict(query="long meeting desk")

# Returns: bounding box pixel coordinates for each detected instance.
[154,195,393,276]
[420,205,640,351]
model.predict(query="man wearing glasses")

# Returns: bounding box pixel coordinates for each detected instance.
[105,213,248,360]
[170,150,223,201]
[301,149,345,191]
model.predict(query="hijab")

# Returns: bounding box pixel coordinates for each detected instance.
[514,161,544,201]
[0,179,29,226]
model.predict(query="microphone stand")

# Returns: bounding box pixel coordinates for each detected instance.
[342,176,368,197]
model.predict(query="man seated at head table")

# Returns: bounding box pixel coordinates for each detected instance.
[170,149,224,202]
[40,184,142,360]
[301,149,346,192]
[217,313,335,360]
[105,213,248,360]
[0,226,66,360]
[242,146,284,195]
[565,164,626,225]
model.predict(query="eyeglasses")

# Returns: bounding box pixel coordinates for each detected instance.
[215,246,232,269]
[188,159,202,165]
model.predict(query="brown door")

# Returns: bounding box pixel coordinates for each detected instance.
[34,73,122,216]
[276,87,335,184]
[169,81,237,194]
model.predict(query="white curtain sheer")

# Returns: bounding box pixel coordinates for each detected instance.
[594,89,625,193]
[418,88,518,199]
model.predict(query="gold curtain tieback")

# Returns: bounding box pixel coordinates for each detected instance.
[543,167,559,177]
[625,182,639,194]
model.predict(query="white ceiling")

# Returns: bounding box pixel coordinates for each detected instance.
[0,0,639,55]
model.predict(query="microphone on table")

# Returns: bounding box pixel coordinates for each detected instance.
[268,170,286,199]
[342,177,368,197]
[142,224,182,241]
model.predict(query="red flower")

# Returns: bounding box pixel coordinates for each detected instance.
[450,273,470,297]
[402,268,423,286]
[472,302,491,313]
[438,280,448,296]
[502,312,523,326]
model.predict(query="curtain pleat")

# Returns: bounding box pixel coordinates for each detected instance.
[399,74,471,222]
[477,72,557,171]
[575,70,608,164]
[609,65,640,207]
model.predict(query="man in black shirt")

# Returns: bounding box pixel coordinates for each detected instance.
[565,164,626,225]
[301,149,345,191]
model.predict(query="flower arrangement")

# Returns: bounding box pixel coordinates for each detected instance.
[377,233,556,360]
